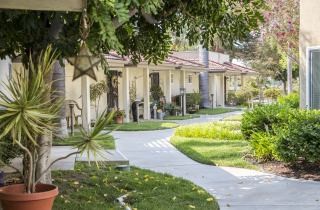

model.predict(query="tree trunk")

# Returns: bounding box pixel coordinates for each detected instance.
[283,80,287,95]
[199,45,210,108]
[36,133,52,184]
[52,61,68,138]
[35,63,54,184]
[35,14,66,184]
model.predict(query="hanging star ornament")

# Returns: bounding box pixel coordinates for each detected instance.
[68,42,102,81]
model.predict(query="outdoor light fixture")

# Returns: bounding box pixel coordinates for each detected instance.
[180,87,186,95]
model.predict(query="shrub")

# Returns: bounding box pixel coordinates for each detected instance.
[275,110,320,164]
[277,93,299,108]
[186,91,201,108]
[0,121,21,165]
[264,88,282,100]
[235,88,259,104]
[164,103,178,115]
[174,121,243,140]
[241,104,288,139]
[249,132,278,161]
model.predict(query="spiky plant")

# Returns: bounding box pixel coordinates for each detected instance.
[0,46,114,193]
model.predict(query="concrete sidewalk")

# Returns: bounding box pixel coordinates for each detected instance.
[115,112,320,210]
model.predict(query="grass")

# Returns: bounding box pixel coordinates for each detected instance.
[196,108,241,115]
[53,163,219,210]
[105,121,179,131]
[53,132,115,150]
[164,114,200,120]
[174,121,243,140]
[171,117,256,169]
[171,136,256,169]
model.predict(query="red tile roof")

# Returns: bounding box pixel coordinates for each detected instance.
[104,51,258,74]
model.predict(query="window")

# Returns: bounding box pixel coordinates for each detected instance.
[307,47,320,109]
[171,73,174,83]
[187,74,192,84]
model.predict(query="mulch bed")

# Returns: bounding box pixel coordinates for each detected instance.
[244,155,320,181]
[259,161,320,181]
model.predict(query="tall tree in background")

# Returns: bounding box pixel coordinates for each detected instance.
[0,0,264,183]
[262,0,299,93]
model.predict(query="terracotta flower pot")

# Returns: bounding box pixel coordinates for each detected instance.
[0,183,58,210]
[116,116,124,124]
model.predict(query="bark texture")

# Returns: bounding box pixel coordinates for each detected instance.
[199,46,210,108]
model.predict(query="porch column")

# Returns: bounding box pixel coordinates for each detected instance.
[165,70,172,103]
[180,69,186,115]
[212,74,217,108]
[214,73,224,107]
[122,67,130,123]
[222,73,226,107]
[81,75,91,131]
[143,66,150,119]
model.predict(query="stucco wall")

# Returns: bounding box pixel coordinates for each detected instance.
[299,0,320,108]
[0,57,11,94]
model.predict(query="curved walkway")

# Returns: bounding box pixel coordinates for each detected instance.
[115,112,320,210]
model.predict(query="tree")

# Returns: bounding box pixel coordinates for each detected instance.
[0,0,265,184]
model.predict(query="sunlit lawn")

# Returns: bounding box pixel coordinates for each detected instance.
[171,136,256,169]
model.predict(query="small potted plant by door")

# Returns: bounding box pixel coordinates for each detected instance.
[114,109,125,124]
[0,48,113,210]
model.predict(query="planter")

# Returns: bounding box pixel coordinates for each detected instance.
[0,183,58,210]
[115,116,124,124]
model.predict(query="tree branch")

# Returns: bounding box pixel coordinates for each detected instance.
[141,9,158,24]
[113,8,138,29]
[16,141,33,193]
[35,151,81,185]
[112,8,159,29]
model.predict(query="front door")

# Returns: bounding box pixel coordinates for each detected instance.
[106,71,119,109]
[150,72,160,87]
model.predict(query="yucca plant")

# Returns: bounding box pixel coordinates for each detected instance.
[0,46,114,193]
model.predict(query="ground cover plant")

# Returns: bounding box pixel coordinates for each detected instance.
[175,121,243,140]
[53,163,220,210]
[105,121,179,131]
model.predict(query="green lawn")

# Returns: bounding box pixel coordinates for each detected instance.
[53,164,219,210]
[196,108,241,115]
[53,132,115,150]
[105,121,179,131]
[171,136,256,169]
[164,114,200,120]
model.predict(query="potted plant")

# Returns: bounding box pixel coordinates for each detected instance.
[0,47,113,210]
[114,109,125,124]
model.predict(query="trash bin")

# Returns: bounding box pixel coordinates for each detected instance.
[131,100,141,122]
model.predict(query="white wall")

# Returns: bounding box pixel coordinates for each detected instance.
[0,57,11,93]
[300,0,320,107]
